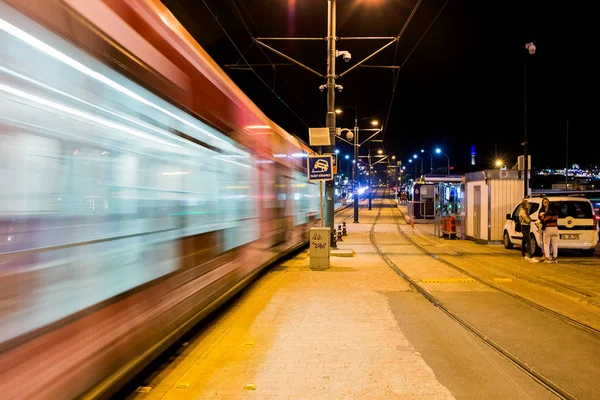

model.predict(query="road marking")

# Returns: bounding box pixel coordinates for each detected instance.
[175,383,191,389]
[421,278,474,284]
[493,278,513,283]
[244,384,257,390]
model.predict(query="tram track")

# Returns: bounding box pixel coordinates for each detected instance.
[390,205,600,338]
[369,192,600,400]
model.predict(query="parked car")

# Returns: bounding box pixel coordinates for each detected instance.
[591,199,600,237]
[503,196,598,256]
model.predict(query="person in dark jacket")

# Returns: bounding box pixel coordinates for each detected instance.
[518,199,538,262]
[538,198,550,261]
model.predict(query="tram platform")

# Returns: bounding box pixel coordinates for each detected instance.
[126,199,600,400]
[127,205,454,399]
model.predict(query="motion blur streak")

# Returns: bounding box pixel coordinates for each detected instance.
[0,15,239,152]
[0,0,320,398]
[0,83,179,148]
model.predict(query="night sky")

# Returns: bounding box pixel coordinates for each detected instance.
[163,0,596,174]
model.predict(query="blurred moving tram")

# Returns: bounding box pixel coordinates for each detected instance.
[0,0,321,398]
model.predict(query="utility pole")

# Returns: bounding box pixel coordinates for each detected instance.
[523,55,528,197]
[324,0,337,245]
[353,121,359,223]
[368,147,372,210]
[523,42,536,197]
[254,0,400,235]
[565,119,569,185]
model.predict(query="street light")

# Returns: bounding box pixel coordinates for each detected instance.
[420,149,433,175]
[378,149,383,155]
[523,41,536,197]
[495,159,504,168]
[336,106,381,220]
[412,154,423,178]
[435,148,451,175]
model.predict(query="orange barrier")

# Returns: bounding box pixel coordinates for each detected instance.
[441,216,456,238]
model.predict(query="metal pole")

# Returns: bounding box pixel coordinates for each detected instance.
[565,119,569,185]
[353,123,359,223]
[320,181,324,227]
[523,58,528,197]
[430,153,433,174]
[325,0,336,244]
[368,148,372,210]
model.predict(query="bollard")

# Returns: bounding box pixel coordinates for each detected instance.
[331,228,337,248]
[342,222,347,236]
[337,225,343,242]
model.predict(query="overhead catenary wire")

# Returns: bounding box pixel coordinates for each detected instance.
[226,0,323,127]
[382,0,451,142]
[377,0,423,158]
[201,0,312,128]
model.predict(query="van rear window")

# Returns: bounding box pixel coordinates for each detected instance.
[551,201,594,219]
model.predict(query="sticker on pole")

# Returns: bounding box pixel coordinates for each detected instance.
[307,155,334,181]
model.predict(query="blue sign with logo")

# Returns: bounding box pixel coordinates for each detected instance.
[307,155,333,181]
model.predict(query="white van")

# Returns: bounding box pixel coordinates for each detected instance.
[503,196,598,256]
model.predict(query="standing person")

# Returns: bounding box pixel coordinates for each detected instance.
[538,197,550,261]
[540,201,559,263]
[519,199,539,262]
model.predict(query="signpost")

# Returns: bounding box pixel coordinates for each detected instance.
[307,154,333,269]
[308,154,333,227]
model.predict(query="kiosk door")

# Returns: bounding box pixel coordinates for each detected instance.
[474,186,481,238]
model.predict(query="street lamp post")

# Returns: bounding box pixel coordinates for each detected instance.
[523,42,536,197]
[337,105,360,223]
[336,106,379,222]
[421,149,433,175]
[435,148,450,175]
[324,0,337,245]
[368,148,373,210]
[413,154,423,178]
[254,0,399,243]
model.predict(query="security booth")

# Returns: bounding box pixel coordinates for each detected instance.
[410,176,464,227]
[463,169,524,242]
[411,182,436,220]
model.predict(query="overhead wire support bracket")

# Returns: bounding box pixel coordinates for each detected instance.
[338,36,396,40]
[360,65,400,69]
[254,39,324,78]
[255,37,326,41]
[360,128,383,147]
[225,63,294,67]
[337,39,398,79]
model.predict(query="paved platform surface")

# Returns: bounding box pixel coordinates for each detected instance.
[128,207,455,400]
[127,199,600,400]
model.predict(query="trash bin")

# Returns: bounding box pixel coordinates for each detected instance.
[309,227,330,270]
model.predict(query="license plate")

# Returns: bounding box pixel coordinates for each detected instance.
[561,234,579,240]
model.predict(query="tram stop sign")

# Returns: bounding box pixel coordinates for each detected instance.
[307,155,334,182]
